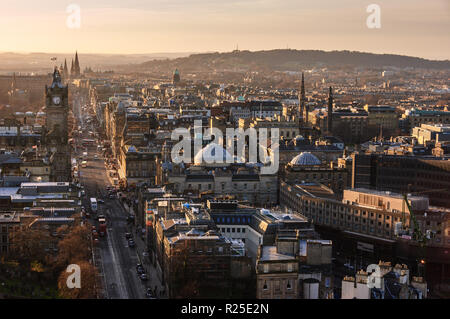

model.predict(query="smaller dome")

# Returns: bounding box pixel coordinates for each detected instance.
[290,152,321,166]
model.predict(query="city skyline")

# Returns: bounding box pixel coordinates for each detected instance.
[0,0,449,303]
[0,0,449,60]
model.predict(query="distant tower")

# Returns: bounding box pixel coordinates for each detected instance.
[70,59,74,77]
[327,86,333,134]
[44,67,71,182]
[299,72,308,125]
[63,59,69,79]
[73,51,81,77]
[11,72,16,90]
[173,69,180,85]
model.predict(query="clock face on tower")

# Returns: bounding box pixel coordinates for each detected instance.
[52,96,61,105]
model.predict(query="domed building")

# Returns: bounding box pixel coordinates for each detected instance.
[282,152,349,194]
[289,152,322,167]
[194,143,234,166]
[167,142,278,205]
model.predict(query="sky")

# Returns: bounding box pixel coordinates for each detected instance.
[0,0,449,60]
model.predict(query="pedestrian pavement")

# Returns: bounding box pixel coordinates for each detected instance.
[133,228,167,299]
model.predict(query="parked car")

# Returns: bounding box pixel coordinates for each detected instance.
[98,199,105,204]
[146,288,156,299]
[139,273,148,281]
[127,214,135,223]
[136,264,145,275]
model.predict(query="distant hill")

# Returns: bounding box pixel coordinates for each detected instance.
[0,52,193,74]
[138,49,450,73]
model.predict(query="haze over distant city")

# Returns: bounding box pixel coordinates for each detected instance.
[1,0,449,60]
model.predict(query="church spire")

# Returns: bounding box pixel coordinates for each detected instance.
[301,72,305,97]
[70,59,74,76]
[74,51,80,76]
[327,86,333,134]
[299,72,307,125]
[64,59,68,76]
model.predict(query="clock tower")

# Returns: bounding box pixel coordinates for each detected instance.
[44,67,71,182]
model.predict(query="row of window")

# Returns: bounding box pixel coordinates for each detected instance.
[262,280,294,292]
[294,173,343,180]
[187,183,265,191]
[127,170,151,177]
[215,216,251,224]
[221,227,246,234]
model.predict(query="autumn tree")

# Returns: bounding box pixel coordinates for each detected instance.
[55,225,91,271]
[57,260,98,299]
[8,225,52,268]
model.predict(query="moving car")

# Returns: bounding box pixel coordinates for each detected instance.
[128,239,136,248]
[90,198,98,212]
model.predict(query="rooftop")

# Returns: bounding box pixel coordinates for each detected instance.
[260,246,296,262]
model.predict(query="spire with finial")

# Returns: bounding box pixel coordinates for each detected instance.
[327,86,333,133]
[299,72,307,125]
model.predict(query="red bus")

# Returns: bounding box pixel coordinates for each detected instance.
[99,219,107,237]
[82,139,96,147]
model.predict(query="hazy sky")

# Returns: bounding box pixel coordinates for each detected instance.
[0,0,449,59]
